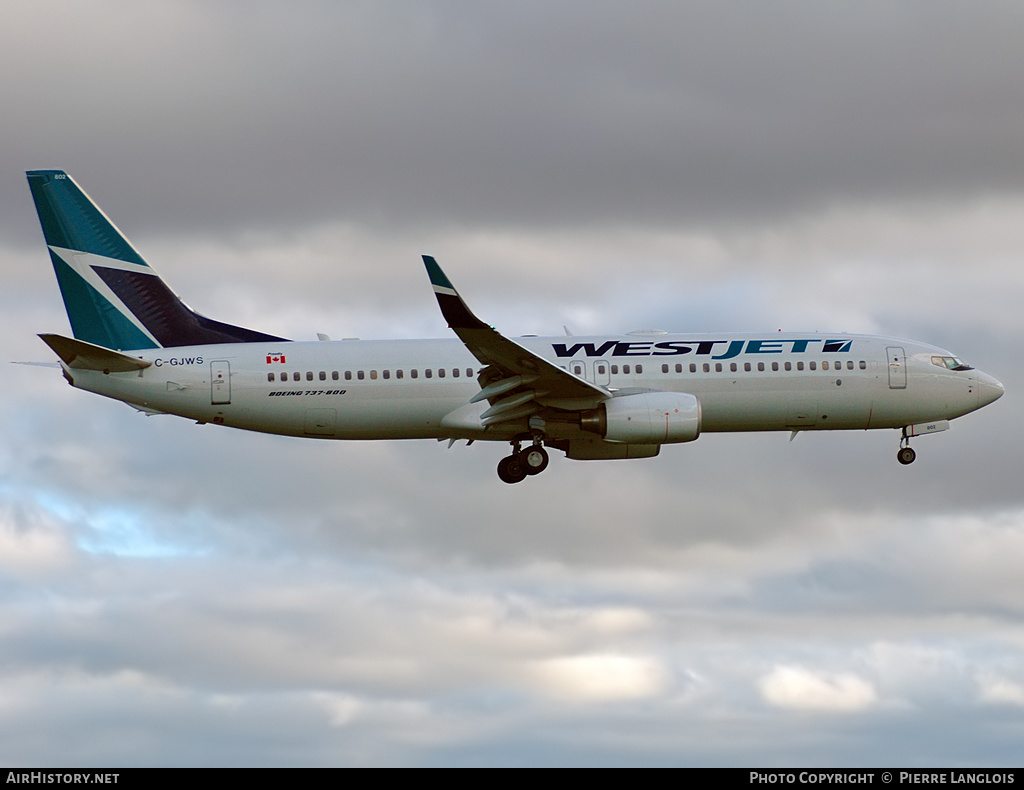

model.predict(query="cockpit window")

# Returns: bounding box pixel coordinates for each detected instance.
[931,355,974,371]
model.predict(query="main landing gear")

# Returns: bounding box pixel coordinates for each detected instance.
[897,430,916,465]
[497,439,549,484]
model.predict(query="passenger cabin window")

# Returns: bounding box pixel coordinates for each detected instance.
[383,370,390,380]
[662,364,669,374]
[268,373,275,382]
[319,371,327,381]
[411,369,418,379]
[690,364,697,373]
[358,371,365,380]
[611,365,619,374]
[370,370,378,380]
[345,371,352,380]
[396,370,404,379]
[332,371,339,380]
[822,361,830,371]
[623,364,631,374]
[438,369,445,378]
[676,364,683,373]
[635,364,643,374]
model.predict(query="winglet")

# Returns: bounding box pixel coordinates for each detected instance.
[423,255,456,294]
[422,255,488,331]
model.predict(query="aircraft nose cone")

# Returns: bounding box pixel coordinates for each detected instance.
[977,371,1005,407]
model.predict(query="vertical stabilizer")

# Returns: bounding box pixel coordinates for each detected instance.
[27,170,287,351]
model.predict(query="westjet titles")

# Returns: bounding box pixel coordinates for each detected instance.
[552,338,853,359]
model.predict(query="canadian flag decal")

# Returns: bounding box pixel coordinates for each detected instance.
[266,354,286,364]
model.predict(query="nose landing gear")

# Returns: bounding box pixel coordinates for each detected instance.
[897,445,916,465]
[497,439,550,484]
[897,429,916,465]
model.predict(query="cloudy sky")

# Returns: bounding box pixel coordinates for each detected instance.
[2,0,1023,766]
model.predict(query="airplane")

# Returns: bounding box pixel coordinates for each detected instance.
[26,169,1004,483]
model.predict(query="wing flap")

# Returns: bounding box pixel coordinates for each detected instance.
[469,374,538,404]
[479,389,547,421]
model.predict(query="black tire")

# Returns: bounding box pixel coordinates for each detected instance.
[497,454,528,484]
[897,447,916,465]
[523,446,549,475]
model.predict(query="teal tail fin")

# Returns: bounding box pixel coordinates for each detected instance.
[27,170,287,351]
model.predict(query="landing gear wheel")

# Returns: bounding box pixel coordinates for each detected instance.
[523,446,549,476]
[897,446,916,465]
[497,454,528,484]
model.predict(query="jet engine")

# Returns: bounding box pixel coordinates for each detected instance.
[580,392,701,444]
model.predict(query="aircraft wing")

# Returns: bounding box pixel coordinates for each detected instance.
[423,256,608,427]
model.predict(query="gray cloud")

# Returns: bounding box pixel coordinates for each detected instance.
[3,2,1024,240]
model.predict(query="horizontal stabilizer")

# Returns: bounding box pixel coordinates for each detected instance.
[39,333,152,372]
[11,361,61,369]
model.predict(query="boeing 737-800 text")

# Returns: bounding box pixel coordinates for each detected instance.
[27,170,1004,483]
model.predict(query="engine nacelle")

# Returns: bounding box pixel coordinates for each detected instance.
[580,392,701,444]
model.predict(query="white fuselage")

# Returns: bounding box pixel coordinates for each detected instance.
[62,332,1001,445]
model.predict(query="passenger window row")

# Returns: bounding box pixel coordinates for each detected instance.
[573,361,868,376]
[655,360,868,374]
[268,367,475,383]
[272,360,870,383]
